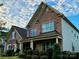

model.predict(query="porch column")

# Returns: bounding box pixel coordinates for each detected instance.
[14,44,17,52]
[30,40,33,50]
[56,36,58,44]
[19,42,23,54]
[4,43,6,53]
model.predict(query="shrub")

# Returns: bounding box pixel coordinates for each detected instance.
[16,48,20,53]
[46,48,53,59]
[32,55,39,59]
[33,50,39,55]
[40,55,48,59]
[53,44,61,59]
[26,55,32,59]
[6,49,15,56]
[76,52,79,59]
[39,50,47,56]
[18,53,26,58]
[26,49,33,55]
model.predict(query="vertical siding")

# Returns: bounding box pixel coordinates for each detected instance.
[9,29,22,43]
[61,19,79,52]
[9,30,15,44]
[15,30,22,42]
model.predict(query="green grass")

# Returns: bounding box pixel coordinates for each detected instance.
[0,56,20,59]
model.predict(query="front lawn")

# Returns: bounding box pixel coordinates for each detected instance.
[0,56,20,59]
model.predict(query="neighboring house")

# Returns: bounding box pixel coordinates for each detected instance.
[8,26,27,53]
[0,31,8,53]
[8,2,79,52]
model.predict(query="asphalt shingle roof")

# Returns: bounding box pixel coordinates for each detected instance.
[12,26,27,39]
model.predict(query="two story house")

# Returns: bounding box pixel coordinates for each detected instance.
[24,2,79,52]
[8,2,79,53]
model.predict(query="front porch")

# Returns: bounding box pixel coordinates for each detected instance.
[7,31,62,53]
[23,36,62,52]
[33,38,62,51]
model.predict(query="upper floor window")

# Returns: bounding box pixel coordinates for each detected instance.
[12,31,15,39]
[71,30,73,33]
[30,29,37,36]
[42,22,54,33]
[77,36,79,39]
[74,34,76,38]
[27,30,29,37]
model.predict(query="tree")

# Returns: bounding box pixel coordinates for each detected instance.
[0,20,6,29]
[0,20,7,36]
[0,20,6,56]
[0,4,3,6]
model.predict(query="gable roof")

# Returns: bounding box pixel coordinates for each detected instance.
[26,2,47,27]
[26,2,79,32]
[26,2,60,27]
[11,26,27,39]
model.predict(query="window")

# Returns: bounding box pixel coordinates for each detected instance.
[72,43,75,51]
[42,22,54,32]
[12,31,15,39]
[30,29,37,36]
[77,36,79,39]
[71,30,73,33]
[27,30,29,37]
[74,34,76,37]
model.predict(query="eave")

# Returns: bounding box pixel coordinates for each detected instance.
[22,31,62,42]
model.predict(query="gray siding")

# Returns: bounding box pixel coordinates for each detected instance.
[61,19,79,52]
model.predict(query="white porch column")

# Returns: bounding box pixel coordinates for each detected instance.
[30,40,33,50]
[14,44,17,52]
[19,42,23,54]
[56,36,59,44]
[4,43,6,53]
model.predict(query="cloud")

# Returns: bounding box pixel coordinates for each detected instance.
[0,0,79,29]
[46,0,79,16]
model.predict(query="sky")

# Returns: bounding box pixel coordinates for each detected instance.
[0,0,79,30]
